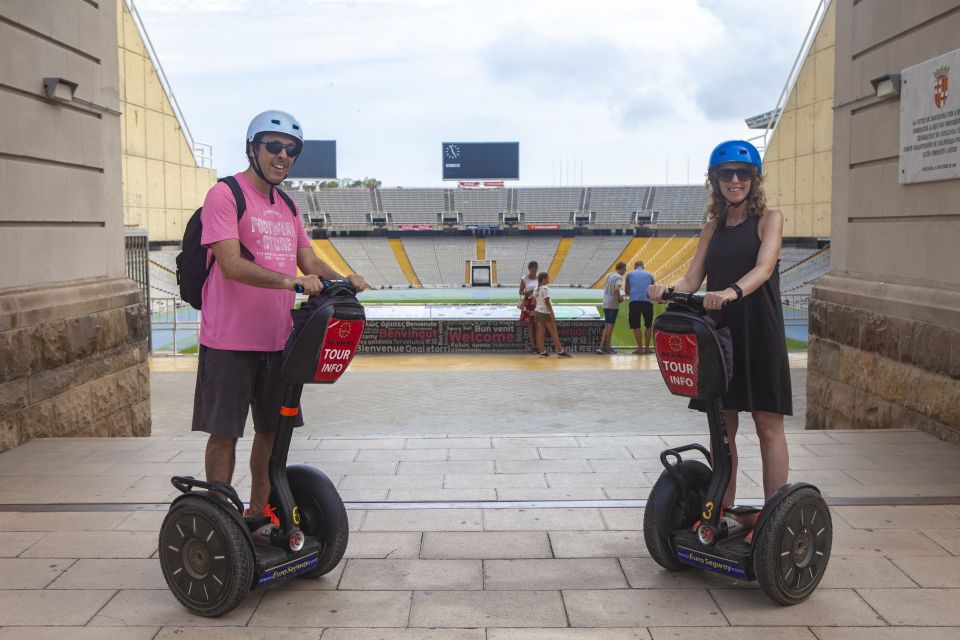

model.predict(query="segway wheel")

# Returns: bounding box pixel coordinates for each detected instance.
[643,460,712,571]
[753,486,832,605]
[283,465,350,578]
[159,495,254,617]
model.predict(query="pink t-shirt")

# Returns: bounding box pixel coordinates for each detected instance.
[199,173,311,351]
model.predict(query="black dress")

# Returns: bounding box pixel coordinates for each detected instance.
[694,214,792,415]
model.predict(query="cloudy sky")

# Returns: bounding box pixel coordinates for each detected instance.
[135,0,822,187]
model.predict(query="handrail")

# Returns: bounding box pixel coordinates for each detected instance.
[124,0,213,168]
[761,0,831,150]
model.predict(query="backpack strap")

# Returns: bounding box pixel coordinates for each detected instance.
[217,176,255,261]
[274,187,298,217]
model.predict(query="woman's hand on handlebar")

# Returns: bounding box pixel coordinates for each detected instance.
[703,289,736,311]
[347,273,368,292]
[648,284,671,303]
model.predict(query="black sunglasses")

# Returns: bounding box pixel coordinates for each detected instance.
[259,140,301,157]
[715,167,753,182]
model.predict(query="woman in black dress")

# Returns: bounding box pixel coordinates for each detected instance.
[650,140,791,513]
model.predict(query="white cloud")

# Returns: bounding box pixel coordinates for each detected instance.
[132,0,822,185]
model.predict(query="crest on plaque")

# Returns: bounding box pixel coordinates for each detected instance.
[934,65,949,109]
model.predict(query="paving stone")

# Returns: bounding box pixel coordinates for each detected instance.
[539,447,631,460]
[114,511,167,531]
[494,437,580,448]
[344,532,422,559]
[0,558,72,588]
[603,487,653,500]
[307,462,400,476]
[318,439,406,450]
[154,627,321,640]
[484,558,627,590]
[407,437,491,449]
[832,506,960,529]
[340,474,443,490]
[921,528,960,554]
[600,508,643,530]
[445,474,547,489]
[550,531,646,558]
[888,556,960,587]
[564,588,723,627]
[0,590,115,625]
[48,559,167,589]
[420,531,552,559]
[858,588,960,625]
[827,430,942,444]
[270,558,345,590]
[409,590,566,628]
[91,589,261,627]
[547,472,648,488]
[830,528,951,557]
[786,456,881,470]
[356,449,448,461]
[0,627,159,640]
[483,509,604,531]
[0,532,42,557]
[0,511,129,532]
[577,436,666,449]
[340,489,390,502]
[711,588,885,626]
[0,462,117,476]
[322,630,483,640]
[292,449,362,462]
[386,489,498,502]
[809,629,960,640]
[495,488,608,501]
[448,448,540,461]
[590,458,669,473]
[489,630,650,640]
[649,629,816,640]
[22,531,159,558]
[362,509,482,532]
[340,558,482,590]
[251,590,411,627]
[495,460,592,474]
[816,555,916,589]
[397,461,493,475]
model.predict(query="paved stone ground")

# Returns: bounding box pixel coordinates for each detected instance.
[0,354,958,638]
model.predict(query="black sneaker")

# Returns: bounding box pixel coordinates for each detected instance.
[558,351,572,357]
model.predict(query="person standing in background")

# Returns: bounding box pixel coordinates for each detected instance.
[596,262,626,354]
[624,260,655,354]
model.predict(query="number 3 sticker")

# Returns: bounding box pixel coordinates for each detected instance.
[702,501,714,521]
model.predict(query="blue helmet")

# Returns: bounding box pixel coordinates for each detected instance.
[709,140,762,174]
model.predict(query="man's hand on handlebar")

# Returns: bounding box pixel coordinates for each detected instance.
[294,274,324,296]
[347,273,368,292]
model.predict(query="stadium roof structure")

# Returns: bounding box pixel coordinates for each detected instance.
[745,108,781,130]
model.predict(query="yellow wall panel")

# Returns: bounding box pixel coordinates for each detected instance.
[121,7,145,57]
[162,114,180,161]
[813,99,833,153]
[777,109,797,159]
[795,154,814,204]
[780,204,797,237]
[778,157,796,205]
[144,66,164,112]
[164,163,181,210]
[145,108,164,160]
[164,208,185,241]
[125,155,147,208]
[118,48,126,101]
[814,47,834,100]
[179,135,195,167]
[813,203,830,237]
[123,51,144,106]
[180,166,198,211]
[197,168,216,206]
[146,158,165,208]
[795,104,815,156]
[796,64,815,107]
[146,207,164,240]
[813,151,832,202]
[125,105,146,156]
[764,161,780,205]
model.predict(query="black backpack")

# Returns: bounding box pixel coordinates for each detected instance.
[176,176,297,310]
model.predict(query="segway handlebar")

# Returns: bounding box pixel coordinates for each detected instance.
[661,289,705,308]
[293,279,357,296]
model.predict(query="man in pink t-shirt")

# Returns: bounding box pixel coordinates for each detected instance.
[192,110,366,520]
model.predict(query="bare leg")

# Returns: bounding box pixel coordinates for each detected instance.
[644,327,653,352]
[600,325,613,350]
[547,320,565,353]
[536,321,546,353]
[632,327,642,351]
[205,434,238,486]
[249,430,277,515]
[753,410,789,500]
[527,322,537,349]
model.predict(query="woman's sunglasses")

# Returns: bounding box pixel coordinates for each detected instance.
[715,167,753,182]
[260,140,301,157]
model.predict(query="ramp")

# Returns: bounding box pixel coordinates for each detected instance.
[548,237,574,282]
[311,239,353,276]
[389,238,422,287]
[592,237,645,287]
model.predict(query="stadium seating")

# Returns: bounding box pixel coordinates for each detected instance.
[650,186,708,225]
[330,237,409,288]
[453,189,506,225]
[779,246,830,294]
[554,236,631,286]
[401,236,475,286]
[315,188,373,225]
[588,186,649,224]
[486,236,560,286]
[516,188,582,223]
[380,189,445,225]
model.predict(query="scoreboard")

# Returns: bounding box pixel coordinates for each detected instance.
[442,142,519,181]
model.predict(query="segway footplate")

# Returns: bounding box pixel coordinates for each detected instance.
[254,537,322,589]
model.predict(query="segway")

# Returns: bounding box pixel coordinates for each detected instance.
[643,290,831,605]
[159,280,364,616]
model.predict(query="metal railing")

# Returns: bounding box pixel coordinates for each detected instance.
[151,297,199,355]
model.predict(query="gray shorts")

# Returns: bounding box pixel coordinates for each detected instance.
[191,346,304,438]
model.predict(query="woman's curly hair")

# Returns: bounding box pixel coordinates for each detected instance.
[704,166,767,228]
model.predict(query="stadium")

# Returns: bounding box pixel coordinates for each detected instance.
[2,0,960,635]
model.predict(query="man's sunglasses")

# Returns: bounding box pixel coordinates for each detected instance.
[259,140,301,157]
[715,167,754,182]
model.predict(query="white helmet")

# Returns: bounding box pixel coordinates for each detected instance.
[246,110,304,147]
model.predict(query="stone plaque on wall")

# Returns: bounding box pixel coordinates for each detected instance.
[900,48,960,183]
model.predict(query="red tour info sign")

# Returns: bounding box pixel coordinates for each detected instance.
[654,330,699,397]
[314,318,365,382]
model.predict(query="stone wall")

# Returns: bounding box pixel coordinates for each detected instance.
[0,278,151,453]
[808,274,960,443]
